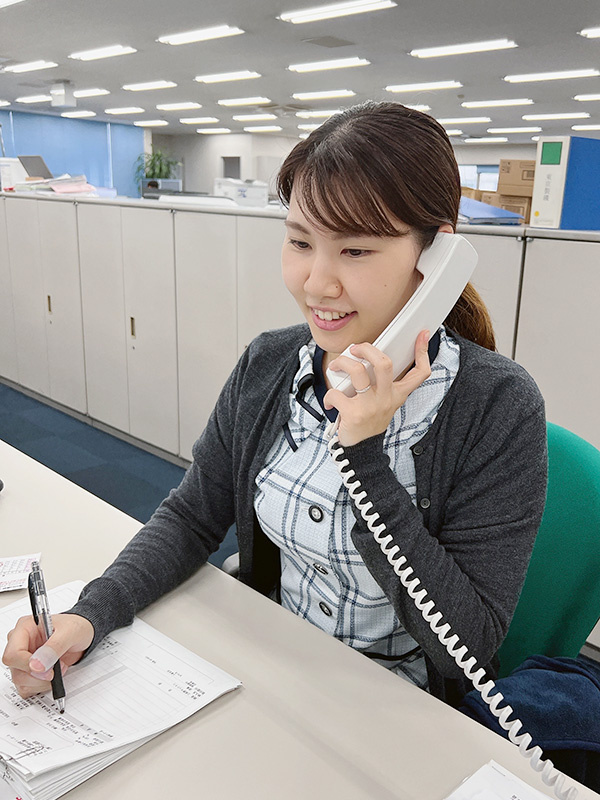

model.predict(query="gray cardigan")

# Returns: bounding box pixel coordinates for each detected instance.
[70,324,547,706]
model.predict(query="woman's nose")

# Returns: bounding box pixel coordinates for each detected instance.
[303,256,341,299]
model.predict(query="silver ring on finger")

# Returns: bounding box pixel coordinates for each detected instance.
[355,384,372,394]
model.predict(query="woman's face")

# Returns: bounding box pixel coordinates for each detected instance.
[282,190,424,366]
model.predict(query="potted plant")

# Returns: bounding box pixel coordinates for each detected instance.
[134,149,180,193]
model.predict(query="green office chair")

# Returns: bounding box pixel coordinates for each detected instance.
[497,422,600,678]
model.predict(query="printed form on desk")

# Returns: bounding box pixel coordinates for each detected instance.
[0,582,241,800]
[445,760,552,800]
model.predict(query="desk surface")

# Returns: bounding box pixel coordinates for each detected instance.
[0,440,597,800]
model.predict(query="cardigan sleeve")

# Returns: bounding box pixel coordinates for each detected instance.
[341,369,547,679]
[67,348,248,651]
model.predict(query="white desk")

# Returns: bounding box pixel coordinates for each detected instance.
[0,440,597,800]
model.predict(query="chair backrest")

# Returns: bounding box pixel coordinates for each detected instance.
[497,422,600,677]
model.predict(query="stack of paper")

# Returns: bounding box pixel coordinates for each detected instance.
[0,582,241,800]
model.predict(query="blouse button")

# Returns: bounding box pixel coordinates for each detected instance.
[419,497,431,509]
[319,602,333,617]
[309,505,324,522]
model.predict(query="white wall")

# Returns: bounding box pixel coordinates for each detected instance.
[152,132,298,195]
[453,143,537,165]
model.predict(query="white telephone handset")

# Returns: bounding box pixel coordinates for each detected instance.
[326,232,478,396]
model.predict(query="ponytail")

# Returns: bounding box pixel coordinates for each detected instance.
[445,282,496,352]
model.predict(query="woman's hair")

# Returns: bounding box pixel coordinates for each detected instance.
[277,101,496,351]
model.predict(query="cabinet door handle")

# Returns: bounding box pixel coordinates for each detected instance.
[130,316,136,338]
[47,295,52,313]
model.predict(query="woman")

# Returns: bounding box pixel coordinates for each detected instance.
[3,101,547,706]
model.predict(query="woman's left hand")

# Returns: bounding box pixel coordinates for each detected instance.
[324,330,431,447]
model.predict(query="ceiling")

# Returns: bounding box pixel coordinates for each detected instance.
[1,0,599,144]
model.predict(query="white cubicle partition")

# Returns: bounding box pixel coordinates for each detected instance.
[236,214,303,355]
[78,202,130,433]
[37,200,87,413]
[3,198,50,397]
[0,200,18,383]
[515,236,600,450]
[121,206,179,455]
[461,231,523,358]
[174,210,238,460]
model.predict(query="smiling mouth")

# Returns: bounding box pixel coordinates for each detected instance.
[312,308,353,321]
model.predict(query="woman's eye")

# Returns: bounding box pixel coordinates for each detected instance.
[345,248,370,257]
[289,238,310,250]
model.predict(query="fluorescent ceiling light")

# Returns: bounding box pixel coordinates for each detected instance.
[299,133,310,139]
[444,129,463,136]
[69,45,136,61]
[385,80,462,92]
[133,120,169,127]
[288,57,369,72]
[437,116,491,124]
[574,93,600,102]
[504,69,600,82]
[579,27,600,38]
[532,136,540,141]
[488,126,542,133]
[233,113,277,121]
[218,96,271,106]
[180,116,219,124]
[572,124,600,130]
[0,0,27,7]
[197,128,232,134]
[405,104,431,112]
[4,60,57,73]
[0,100,11,107]
[195,70,260,83]
[124,80,177,91]
[157,101,201,110]
[292,89,355,100]
[158,26,244,45]
[61,110,96,118]
[296,109,341,118]
[279,0,397,24]
[15,94,52,103]
[462,98,533,108]
[244,125,283,132]
[105,107,145,114]
[464,137,508,143]
[410,38,516,59]
[73,88,110,98]
[298,123,321,130]
[522,112,590,120]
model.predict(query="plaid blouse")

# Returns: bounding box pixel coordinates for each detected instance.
[254,326,460,689]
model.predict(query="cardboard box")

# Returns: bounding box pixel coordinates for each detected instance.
[497,159,536,197]
[461,186,482,201]
[480,192,531,222]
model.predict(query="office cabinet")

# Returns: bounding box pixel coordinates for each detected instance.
[0,199,18,382]
[236,215,303,356]
[174,211,237,460]
[4,198,50,396]
[78,203,130,432]
[515,237,600,450]
[462,233,523,358]
[37,201,87,413]
[121,207,179,454]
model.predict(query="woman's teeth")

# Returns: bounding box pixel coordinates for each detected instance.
[314,309,349,321]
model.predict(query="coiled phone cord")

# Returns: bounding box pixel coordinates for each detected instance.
[327,435,578,800]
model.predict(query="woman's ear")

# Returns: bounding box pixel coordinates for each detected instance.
[438,223,454,234]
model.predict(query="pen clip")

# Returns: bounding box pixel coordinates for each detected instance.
[28,571,40,626]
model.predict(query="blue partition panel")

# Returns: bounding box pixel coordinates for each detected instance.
[0,111,145,197]
[109,122,144,198]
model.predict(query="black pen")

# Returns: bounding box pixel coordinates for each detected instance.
[27,561,66,713]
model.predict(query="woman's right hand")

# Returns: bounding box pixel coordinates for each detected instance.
[2,613,94,699]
